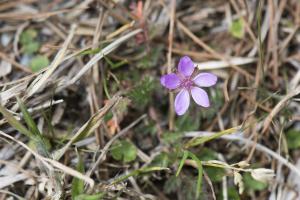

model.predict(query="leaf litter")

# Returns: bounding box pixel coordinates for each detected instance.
[0,0,300,199]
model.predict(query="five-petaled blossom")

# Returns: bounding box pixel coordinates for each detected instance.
[160,56,217,115]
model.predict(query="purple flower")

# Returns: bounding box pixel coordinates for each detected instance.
[160,56,217,115]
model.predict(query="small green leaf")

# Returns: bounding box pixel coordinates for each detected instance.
[20,29,38,45]
[111,140,137,163]
[243,172,268,191]
[286,129,300,149]
[29,55,49,72]
[23,41,40,54]
[71,154,85,200]
[20,29,40,54]
[229,18,245,39]
[74,193,105,200]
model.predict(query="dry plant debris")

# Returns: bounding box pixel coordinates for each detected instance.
[0,0,300,199]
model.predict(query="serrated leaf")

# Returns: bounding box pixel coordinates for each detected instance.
[162,131,183,144]
[72,154,85,200]
[29,55,49,72]
[151,152,170,168]
[229,18,245,39]
[163,175,182,194]
[197,148,218,161]
[128,77,155,107]
[111,140,137,163]
[286,129,300,149]
[136,45,163,69]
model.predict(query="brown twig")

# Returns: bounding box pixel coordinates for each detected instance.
[167,0,176,131]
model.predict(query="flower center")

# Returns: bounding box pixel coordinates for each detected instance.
[180,78,193,90]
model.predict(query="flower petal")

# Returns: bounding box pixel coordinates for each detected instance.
[175,89,190,115]
[178,56,195,77]
[160,73,180,89]
[191,87,210,107]
[193,73,217,87]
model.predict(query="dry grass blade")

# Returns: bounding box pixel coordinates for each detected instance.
[177,20,254,79]
[26,24,77,97]
[0,83,28,105]
[185,131,300,179]
[0,130,95,188]
[1,1,299,198]
[0,0,37,11]
[106,21,135,40]
[53,96,121,160]
[196,57,257,70]
[0,51,32,73]
[0,174,30,189]
[262,86,300,133]
[0,189,25,200]
[69,28,142,84]
[0,9,73,21]
[86,114,147,177]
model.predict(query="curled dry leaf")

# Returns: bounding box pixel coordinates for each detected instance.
[233,171,244,194]
[250,168,275,183]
